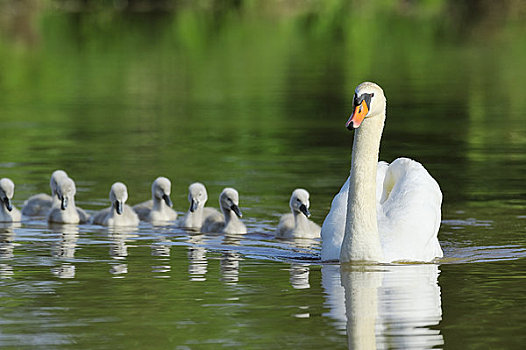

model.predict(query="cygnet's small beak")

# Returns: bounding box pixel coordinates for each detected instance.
[61,196,68,210]
[299,203,311,218]
[230,204,242,218]
[189,199,198,213]
[3,197,13,212]
[162,194,173,208]
[115,201,123,215]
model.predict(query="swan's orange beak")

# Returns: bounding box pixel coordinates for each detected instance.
[346,100,368,130]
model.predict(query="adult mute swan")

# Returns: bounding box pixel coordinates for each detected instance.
[0,178,22,222]
[47,177,90,224]
[179,182,220,230]
[91,182,139,227]
[321,82,443,263]
[201,187,247,234]
[22,170,68,216]
[133,177,177,224]
[276,188,321,239]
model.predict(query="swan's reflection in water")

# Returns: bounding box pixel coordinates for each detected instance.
[323,263,443,349]
[50,224,79,279]
[289,263,310,289]
[0,224,16,278]
[109,227,138,278]
[221,234,243,285]
[151,235,171,277]
[188,234,207,282]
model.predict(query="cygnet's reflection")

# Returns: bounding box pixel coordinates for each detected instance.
[108,227,138,277]
[0,225,16,278]
[50,224,79,279]
[220,233,243,285]
[323,263,443,349]
[188,234,207,281]
[151,235,171,277]
[290,263,310,289]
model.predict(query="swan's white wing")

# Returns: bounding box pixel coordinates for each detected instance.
[377,158,443,262]
[320,161,389,261]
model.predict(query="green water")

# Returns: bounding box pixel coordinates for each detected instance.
[0,1,526,349]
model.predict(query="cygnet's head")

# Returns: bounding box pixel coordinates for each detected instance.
[346,82,386,130]
[57,177,76,210]
[110,182,128,215]
[0,178,15,212]
[219,187,242,218]
[152,176,173,207]
[289,188,311,217]
[188,182,208,212]
[50,170,68,198]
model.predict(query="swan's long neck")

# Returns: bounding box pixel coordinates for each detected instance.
[340,112,385,263]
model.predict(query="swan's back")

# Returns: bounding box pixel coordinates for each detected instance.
[377,158,442,262]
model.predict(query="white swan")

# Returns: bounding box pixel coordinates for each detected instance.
[133,177,177,224]
[91,182,139,227]
[321,82,443,263]
[179,182,220,230]
[201,187,247,234]
[22,170,68,216]
[276,188,321,239]
[47,177,90,224]
[0,178,21,222]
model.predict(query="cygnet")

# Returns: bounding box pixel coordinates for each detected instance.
[0,178,22,222]
[276,188,320,239]
[133,177,177,224]
[201,187,246,234]
[91,182,139,227]
[47,177,90,224]
[22,170,68,216]
[179,182,219,230]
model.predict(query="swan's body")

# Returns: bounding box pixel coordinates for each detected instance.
[92,182,139,227]
[201,188,246,234]
[0,178,21,222]
[321,82,443,263]
[133,177,177,224]
[22,170,68,216]
[179,182,219,230]
[277,188,320,239]
[47,177,90,224]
